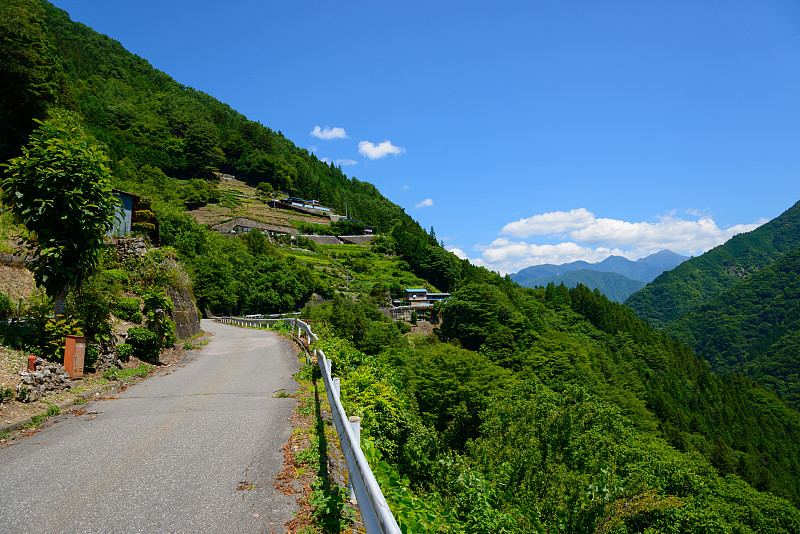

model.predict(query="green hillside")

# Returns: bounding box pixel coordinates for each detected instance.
[3,2,800,532]
[1,0,406,232]
[625,200,800,328]
[515,269,646,302]
[665,248,800,408]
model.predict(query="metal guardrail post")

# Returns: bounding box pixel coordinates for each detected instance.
[348,415,362,502]
[318,349,401,534]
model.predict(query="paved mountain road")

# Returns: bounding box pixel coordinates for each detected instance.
[0,319,301,533]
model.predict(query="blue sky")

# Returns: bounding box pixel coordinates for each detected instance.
[52,0,800,274]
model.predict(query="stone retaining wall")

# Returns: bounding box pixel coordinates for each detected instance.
[17,360,72,402]
[166,285,201,340]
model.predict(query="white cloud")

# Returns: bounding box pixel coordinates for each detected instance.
[402,184,410,191]
[476,238,631,274]
[448,247,468,260]
[501,208,596,237]
[310,126,348,140]
[358,140,406,159]
[415,198,434,209]
[474,209,769,274]
[569,214,766,252]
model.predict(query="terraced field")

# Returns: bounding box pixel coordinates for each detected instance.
[187,176,333,230]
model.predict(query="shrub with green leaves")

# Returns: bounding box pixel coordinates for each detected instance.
[66,275,116,342]
[125,326,160,362]
[126,249,189,291]
[0,385,15,404]
[116,343,133,360]
[0,292,12,319]
[85,344,100,367]
[44,317,83,362]
[115,296,142,323]
[101,269,129,287]
[143,288,176,347]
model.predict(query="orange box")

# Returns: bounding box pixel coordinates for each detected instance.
[64,335,86,379]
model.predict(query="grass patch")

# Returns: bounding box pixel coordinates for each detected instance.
[184,330,211,349]
[102,363,154,381]
[25,404,60,428]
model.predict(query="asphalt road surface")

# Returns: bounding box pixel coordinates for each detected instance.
[0,319,301,533]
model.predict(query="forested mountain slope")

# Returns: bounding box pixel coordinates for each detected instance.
[513,269,645,302]
[1,0,406,232]
[305,278,800,531]
[664,247,800,408]
[625,200,800,328]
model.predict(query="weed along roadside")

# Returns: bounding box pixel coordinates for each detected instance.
[230,316,357,533]
[216,316,402,534]
[282,349,354,533]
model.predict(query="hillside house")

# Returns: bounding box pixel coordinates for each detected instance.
[211,217,298,237]
[402,289,450,307]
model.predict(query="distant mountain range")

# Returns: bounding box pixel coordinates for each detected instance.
[510,250,688,302]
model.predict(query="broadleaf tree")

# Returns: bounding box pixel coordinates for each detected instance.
[1,109,119,316]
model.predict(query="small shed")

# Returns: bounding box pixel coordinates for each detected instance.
[109,189,140,237]
[108,189,159,243]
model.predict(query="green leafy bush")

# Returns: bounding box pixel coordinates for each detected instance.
[101,269,129,287]
[66,275,116,341]
[116,343,133,360]
[115,296,142,323]
[85,344,100,368]
[44,318,83,362]
[126,249,189,291]
[0,385,15,404]
[256,181,273,195]
[125,326,160,361]
[0,292,12,319]
[143,288,176,347]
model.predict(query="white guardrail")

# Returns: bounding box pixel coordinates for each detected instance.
[214,316,402,534]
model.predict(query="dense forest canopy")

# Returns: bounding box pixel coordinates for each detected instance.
[3,2,800,532]
[306,278,800,532]
[625,200,800,409]
[664,247,800,409]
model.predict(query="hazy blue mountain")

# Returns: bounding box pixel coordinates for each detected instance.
[511,250,688,286]
[510,250,685,302]
[521,269,646,302]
